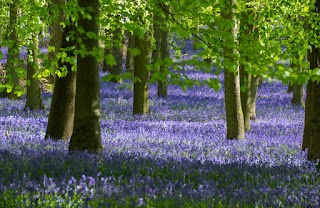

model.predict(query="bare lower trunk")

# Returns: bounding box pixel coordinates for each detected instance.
[302,81,312,151]
[133,33,150,115]
[25,35,44,110]
[250,75,261,121]
[69,0,102,152]
[240,67,251,132]
[303,46,320,159]
[292,84,304,107]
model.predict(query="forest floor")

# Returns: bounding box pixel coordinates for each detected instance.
[0,64,319,207]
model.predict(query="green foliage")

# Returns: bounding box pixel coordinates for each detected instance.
[0,0,319,93]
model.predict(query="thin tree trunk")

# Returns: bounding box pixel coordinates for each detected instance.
[69,0,102,152]
[240,68,251,132]
[239,7,255,132]
[25,34,44,110]
[133,33,150,115]
[250,75,261,121]
[45,1,76,141]
[157,4,170,98]
[4,1,20,100]
[302,81,312,151]
[152,6,162,77]
[103,28,123,82]
[125,32,135,73]
[292,84,304,107]
[291,56,305,107]
[102,36,112,72]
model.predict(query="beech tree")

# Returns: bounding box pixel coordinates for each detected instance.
[133,31,151,115]
[25,0,46,110]
[25,34,44,110]
[69,0,102,152]
[222,0,245,139]
[3,0,20,99]
[45,0,76,141]
[157,3,170,98]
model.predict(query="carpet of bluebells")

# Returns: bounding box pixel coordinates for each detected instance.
[0,50,320,207]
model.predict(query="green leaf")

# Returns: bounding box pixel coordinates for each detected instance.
[130,48,140,56]
[105,54,116,66]
[86,31,97,39]
[55,70,62,78]
[60,22,66,28]
[5,84,12,93]
[206,78,221,91]
[48,46,55,53]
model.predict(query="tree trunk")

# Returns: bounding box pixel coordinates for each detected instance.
[240,68,251,132]
[291,56,305,107]
[222,0,245,139]
[302,81,312,151]
[239,7,255,132]
[25,34,44,110]
[4,1,20,100]
[292,84,304,107]
[45,2,76,141]
[151,6,162,78]
[125,32,135,73]
[103,28,123,82]
[47,0,64,84]
[287,82,294,93]
[250,75,261,121]
[157,4,170,98]
[306,80,320,161]
[302,0,320,160]
[102,36,112,72]
[303,46,320,160]
[69,0,102,152]
[133,33,150,115]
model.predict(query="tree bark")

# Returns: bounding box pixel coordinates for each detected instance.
[287,82,294,93]
[157,4,170,98]
[250,75,261,121]
[25,35,44,110]
[302,0,320,160]
[151,6,162,78]
[302,81,312,151]
[303,46,320,160]
[69,0,102,152]
[47,0,64,84]
[45,0,76,141]
[306,80,320,161]
[133,33,150,115]
[222,0,245,139]
[240,68,251,132]
[125,32,135,73]
[292,83,304,107]
[4,1,20,100]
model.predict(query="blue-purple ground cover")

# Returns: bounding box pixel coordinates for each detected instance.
[0,68,318,207]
